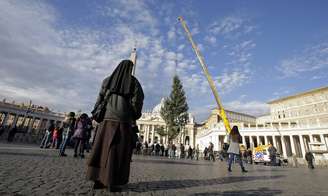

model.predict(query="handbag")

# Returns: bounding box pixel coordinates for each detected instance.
[91,90,111,123]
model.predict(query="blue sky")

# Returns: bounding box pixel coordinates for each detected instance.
[0,0,327,122]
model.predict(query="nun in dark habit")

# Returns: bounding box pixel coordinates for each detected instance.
[87,60,144,192]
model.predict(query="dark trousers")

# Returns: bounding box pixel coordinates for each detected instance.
[228,153,245,170]
[209,153,215,162]
[40,132,51,148]
[307,160,314,169]
[59,135,70,155]
[74,138,85,156]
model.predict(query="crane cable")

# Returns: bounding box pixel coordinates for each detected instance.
[178,16,232,134]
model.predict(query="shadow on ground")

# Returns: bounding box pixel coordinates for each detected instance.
[190,187,283,196]
[127,175,284,193]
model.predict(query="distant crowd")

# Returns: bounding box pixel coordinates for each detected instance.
[39,112,93,158]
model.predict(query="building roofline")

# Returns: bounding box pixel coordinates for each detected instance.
[210,108,256,118]
[267,86,328,104]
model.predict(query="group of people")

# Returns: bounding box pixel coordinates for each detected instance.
[40,112,93,158]
[134,141,201,160]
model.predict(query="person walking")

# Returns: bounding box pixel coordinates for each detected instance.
[51,126,59,148]
[187,146,193,160]
[208,142,215,162]
[268,144,277,166]
[87,60,144,192]
[59,112,76,156]
[72,113,89,158]
[195,144,200,161]
[305,151,315,169]
[84,116,93,153]
[227,126,248,173]
[40,122,55,148]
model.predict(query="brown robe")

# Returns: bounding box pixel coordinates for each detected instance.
[86,119,133,186]
[87,60,144,187]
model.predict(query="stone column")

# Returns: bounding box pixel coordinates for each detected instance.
[281,136,287,158]
[28,117,36,133]
[146,125,150,143]
[264,135,268,145]
[151,125,155,144]
[299,135,306,158]
[272,135,277,148]
[144,125,147,143]
[309,135,314,143]
[320,134,328,150]
[290,135,296,156]
[249,136,254,149]
[37,119,44,131]
[12,115,19,127]
[242,135,246,147]
[1,113,9,126]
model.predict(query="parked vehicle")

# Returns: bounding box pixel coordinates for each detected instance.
[252,145,282,166]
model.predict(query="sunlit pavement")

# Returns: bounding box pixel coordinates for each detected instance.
[0,143,327,196]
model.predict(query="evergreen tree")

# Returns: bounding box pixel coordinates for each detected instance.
[160,75,189,141]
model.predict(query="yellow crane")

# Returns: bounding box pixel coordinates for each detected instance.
[178,16,232,134]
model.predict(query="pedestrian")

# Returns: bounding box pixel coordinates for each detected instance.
[227,126,247,172]
[208,142,215,162]
[51,126,59,148]
[305,151,315,169]
[247,149,253,164]
[84,116,93,153]
[59,112,76,156]
[87,60,144,192]
[40,121,55,148]
[187,146,193,159]
[7,125,17,142]
[172,143,176,158]
[268,143,277,166]
[155,142,160,156]
[180,143,185,159]
[0,125,5,137]
[160,143,165,156]
[195,144,200,161]
[203,147,208,160]
[72,113,89,158]
[164,143,169,157]
[143,141,148,155]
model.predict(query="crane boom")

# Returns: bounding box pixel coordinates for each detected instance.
[178,16,232,134]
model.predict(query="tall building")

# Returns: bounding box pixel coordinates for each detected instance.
[196,86,328,163]
[268,86,328,126]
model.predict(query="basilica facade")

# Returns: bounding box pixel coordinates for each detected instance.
[136,98,196,147]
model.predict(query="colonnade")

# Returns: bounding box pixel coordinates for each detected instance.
[198,126,328,159]
[0,111,63,134]
[137,124,162,144]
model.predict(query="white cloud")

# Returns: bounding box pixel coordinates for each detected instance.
[278,43,328,77]
[0,0,173,113]
[209,16,255,38]
[216,70,249,93]
[225,100,270,117]
[204,36,217,45]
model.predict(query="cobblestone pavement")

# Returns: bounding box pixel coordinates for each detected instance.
[0,143,328,196]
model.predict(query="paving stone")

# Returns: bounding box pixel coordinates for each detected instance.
[1,143,328,195]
